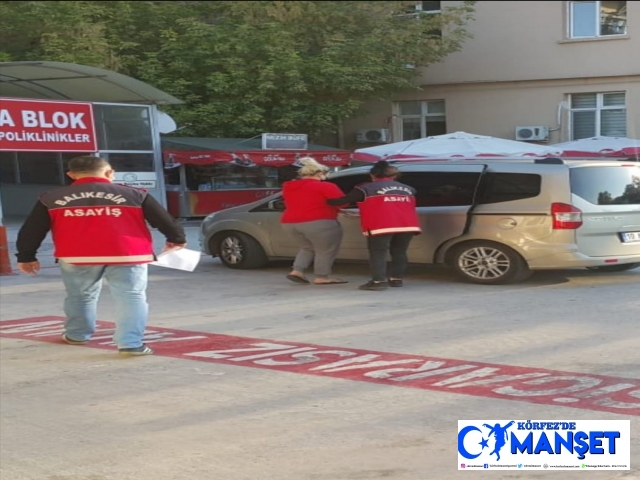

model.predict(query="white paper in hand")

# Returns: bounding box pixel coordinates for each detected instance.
[150,248,201,272]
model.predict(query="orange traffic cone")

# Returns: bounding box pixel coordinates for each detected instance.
[0,225,14,275]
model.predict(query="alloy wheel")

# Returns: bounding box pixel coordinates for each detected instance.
[458,247,511,280]
[220,236,244,265]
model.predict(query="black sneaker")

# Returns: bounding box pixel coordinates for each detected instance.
[358,280,388,291]
[389,279,403,288]
[118,344,154,356]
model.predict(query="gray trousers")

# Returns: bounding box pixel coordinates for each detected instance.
[282,220,343,278]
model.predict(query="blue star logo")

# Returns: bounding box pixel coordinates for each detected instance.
[479,437,489,449]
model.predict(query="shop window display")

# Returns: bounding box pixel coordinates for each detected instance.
[186,163,282,191]
[164,164,181,190]
[160,143,352,217]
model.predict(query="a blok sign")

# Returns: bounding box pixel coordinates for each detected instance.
[0,98,98,152]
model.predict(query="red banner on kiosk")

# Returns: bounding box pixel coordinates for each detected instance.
[164,149,351,168]
[0,98,98,152]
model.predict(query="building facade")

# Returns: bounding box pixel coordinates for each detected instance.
[344,0,639,149]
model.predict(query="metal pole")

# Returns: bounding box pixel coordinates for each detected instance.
[0,187,14,275]
[179,164,189,218]
[150,105,168,209]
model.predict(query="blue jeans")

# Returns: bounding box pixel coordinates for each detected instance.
[59,261,149,349]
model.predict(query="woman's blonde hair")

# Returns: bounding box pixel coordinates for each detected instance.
[297,157,329,178]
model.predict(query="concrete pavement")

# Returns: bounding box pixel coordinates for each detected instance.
[1,221,638,480]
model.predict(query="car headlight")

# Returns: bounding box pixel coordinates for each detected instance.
[203,212,217,224]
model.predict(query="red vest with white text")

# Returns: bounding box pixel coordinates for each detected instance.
[356,179,422,236]
[38,177,154,265]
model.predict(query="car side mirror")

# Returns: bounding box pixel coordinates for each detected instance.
[268,199,286,211]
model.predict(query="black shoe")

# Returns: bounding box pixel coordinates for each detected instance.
[389,279,403,287]
[118,344,154,356]
[358,281,388,291]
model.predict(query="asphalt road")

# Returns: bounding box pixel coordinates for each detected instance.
[1,224,638,480]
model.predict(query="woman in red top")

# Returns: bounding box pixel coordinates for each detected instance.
[281,157,348,285]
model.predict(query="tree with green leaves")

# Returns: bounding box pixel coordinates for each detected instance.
[0,1,475,142]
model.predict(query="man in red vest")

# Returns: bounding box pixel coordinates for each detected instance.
[328,160,422,291]
[15,156,186,355]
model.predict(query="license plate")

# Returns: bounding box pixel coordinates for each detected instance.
[620,232,640,243]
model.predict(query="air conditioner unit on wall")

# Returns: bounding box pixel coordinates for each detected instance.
[356,129,391,143]
[515,126,550,142]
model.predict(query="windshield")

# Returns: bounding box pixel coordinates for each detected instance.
[570,166,640,205]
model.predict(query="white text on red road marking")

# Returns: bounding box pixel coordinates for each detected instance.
[1,317,638,416]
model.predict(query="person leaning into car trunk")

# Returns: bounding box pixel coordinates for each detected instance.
[327,160,422,291]
[280,157,348,285]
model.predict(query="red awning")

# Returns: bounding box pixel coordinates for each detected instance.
[164,149,351,168]
[560,148,640,159]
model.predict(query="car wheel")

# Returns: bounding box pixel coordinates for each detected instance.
[214,232,268,269]
[450,241,532,285]
[585,263,640,272]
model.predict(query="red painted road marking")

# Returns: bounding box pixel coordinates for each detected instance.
[1,316,639,416]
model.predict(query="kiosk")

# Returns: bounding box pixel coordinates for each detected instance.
[0,61,183,220]
[162,136,351,218]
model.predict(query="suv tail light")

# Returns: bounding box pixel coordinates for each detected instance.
[552,202,583,229]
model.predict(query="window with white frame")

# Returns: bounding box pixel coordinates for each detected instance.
[400,1,441,68]
[398,1,442,36]
[400,1,441,15]
[416,1,441,13]
[568,1,627,38]
[398,100,447,141]
[417,1,442,37]
[570,92,627,139]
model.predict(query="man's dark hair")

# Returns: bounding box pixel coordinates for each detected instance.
[67,156,111,174]
[370,160,399,179]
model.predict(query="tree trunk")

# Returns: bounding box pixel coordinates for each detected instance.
[337,117,346,149]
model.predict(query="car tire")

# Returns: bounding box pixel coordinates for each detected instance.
[449,241,533,285]
[585,263,640,272]
[214,232,268,269]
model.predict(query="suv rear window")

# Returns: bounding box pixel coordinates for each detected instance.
[329,173,371,207]
[330,173,371,196]
[400,172,481,207]
[571,166,640,205]
[331,171,482,207]
[329,171,545,207]
[478,173,541,204]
